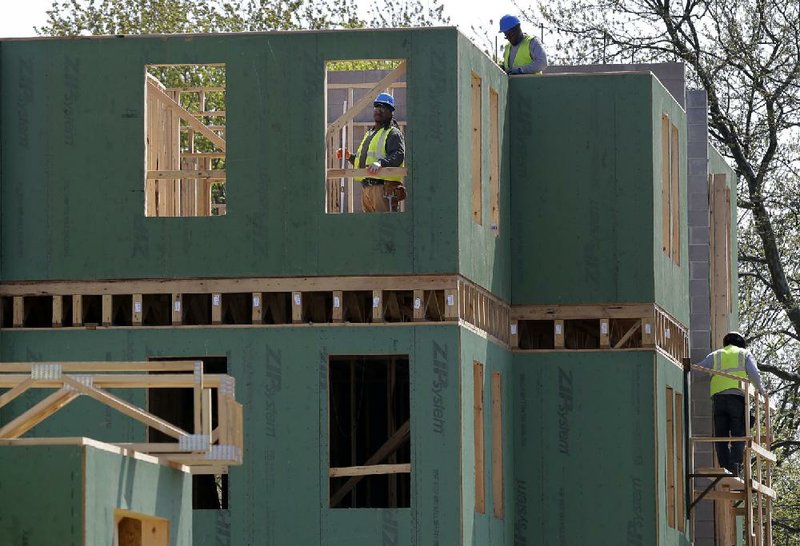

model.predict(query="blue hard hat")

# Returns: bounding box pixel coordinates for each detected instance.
[499,14,520,33]
[374,92,395,111]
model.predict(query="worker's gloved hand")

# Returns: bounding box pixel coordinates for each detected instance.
[368,161,382,174]
[336,147,349,160]
[507,67,522,75]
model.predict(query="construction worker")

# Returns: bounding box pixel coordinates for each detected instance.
[498,14,548,75]
[337,93,406,213]
[696,331,766,476]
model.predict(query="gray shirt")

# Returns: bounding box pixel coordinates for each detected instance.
[504,35,548,74]
[697,348,765,396]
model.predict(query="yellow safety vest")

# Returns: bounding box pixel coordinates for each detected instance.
[353,126,404,183]
[503,36,534,70]
[710,346,749,396]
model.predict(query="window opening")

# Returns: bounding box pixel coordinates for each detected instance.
[145,64,226,217]
[325,60,408,214]
[148,356,229,509]
[328,355,410,508]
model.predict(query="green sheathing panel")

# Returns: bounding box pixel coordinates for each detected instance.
[651,79,690,325]
[512,351,658,544]
[456,34,511,300]
[708,144,739,330]
[84,445,192,546]
[459,329,513,545]
[655,354,692,545]
[193,510,232,546]
[0,445,83,545]
[0,29,458,280]
[0,324,462,545]
[510,74,655,305]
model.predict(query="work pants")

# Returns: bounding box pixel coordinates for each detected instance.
[712,393,745,475]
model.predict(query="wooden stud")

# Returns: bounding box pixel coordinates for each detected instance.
[413,289,425,322]
[211,293,222,325]
[471,72,483,225]
[72,295,83,327]
[444,288,458,320]
[554,320,565,349]
[251,292,262,324]
[599,318,610,348]
[52,296,63,327]
[641,317,655,347]
[372,290,383,323]
[509,320,519,349]
[328,290,341,323]
[102,294,112,326]
[171,294,182,325]
[132,294,143,326]
[12,297,23,328]
[291,291,303,323]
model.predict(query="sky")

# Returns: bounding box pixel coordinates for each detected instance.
[0,0,523,41]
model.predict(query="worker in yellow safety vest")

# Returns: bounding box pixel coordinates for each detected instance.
[696,331,766,476]
[498,15,548,75]
[337,93,406,213]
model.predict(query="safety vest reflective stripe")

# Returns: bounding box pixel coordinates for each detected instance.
[710,346,749,396]
[353,127,404,183]
[503,36,534,69]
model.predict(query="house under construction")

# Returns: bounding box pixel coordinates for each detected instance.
[0,27,776,545]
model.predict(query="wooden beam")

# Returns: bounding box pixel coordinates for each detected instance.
[328,463,410,478]
[147,170,226,180]
[62,376,188,440]
[613,320,641,349]
[52,296,63,327]
[102,294,112,326]
[491,371,504,518]
[0,388,79,438]
[325,62,406,140]
[132,294,143,326]
[325,167,407,179]
[0,377,36,410]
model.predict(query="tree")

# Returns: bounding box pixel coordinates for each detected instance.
[37,0,448,36]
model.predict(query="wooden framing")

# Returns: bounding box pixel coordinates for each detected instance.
[115,509,169,546]
[471,72,483,225]
[670,124,681,265]
[689,364,775,545]
[661,114,671,256]
[709,174,732,345]
[491,371,504,518]
[0,360,243,473]
[2,277,692,360]
[488,87,500,234]
[511,303,688,363]
[675,392,686,532]
[473,361,485,514]
[666,386,676,528]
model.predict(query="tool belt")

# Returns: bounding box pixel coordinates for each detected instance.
[362,179,407,202]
